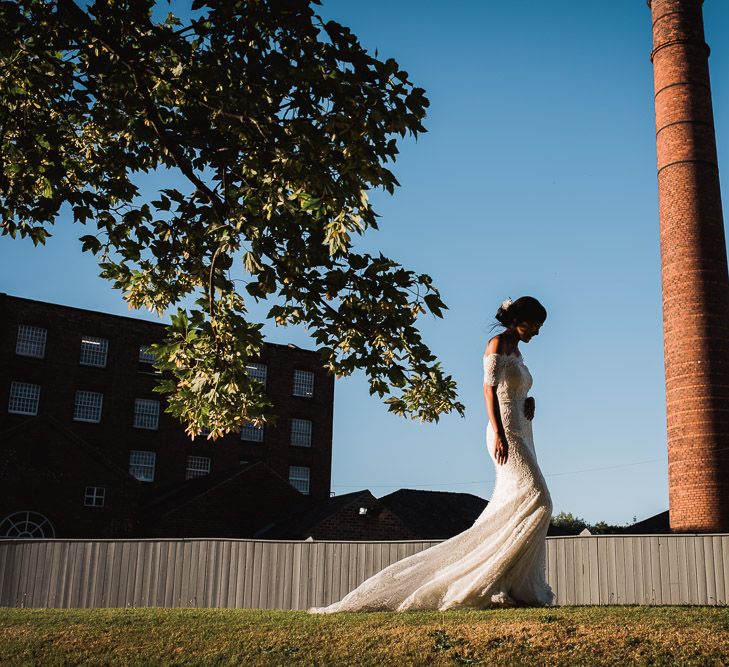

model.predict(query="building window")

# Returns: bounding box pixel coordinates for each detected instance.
[133,399,160,430]
[198,426,212,438]
[293,369,315,398]
[74,390,103,423]
[289,466,310,495]
[8,381,40,416]
[84,486,106,507]
[240,422,264,443]
[138,345,161,374]
[16,325,47,358]
[0,511,55,538]
[129,450,156,482]
[247,362,267,388]
[79,335,109,367]
[291,418,312,447]
[186,455,211,480]
[138,345,157,364]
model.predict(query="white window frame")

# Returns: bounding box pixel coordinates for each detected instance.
[292,369,315,398]
[8,381,40,416]
[186,455,211,480]
[0,511,55,538]
[84,486,106,507]
[16,325,47,358]
[129,450,156,482]
[74,390,103,423]
[246,362,267,388]
[240,422,264,443]
[133,398,160,430]
[291,418,312,447]
[79,335,109,368]
[289,466,310,495]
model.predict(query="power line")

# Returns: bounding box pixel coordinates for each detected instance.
[331,456,663,489]
[331,442,729,490]
[546,457,660,477]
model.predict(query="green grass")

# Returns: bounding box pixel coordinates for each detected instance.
[1,606,729,666]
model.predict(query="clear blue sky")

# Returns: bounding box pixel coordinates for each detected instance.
[3,1,729,524]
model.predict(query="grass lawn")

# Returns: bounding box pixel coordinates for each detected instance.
[1,606,728,666]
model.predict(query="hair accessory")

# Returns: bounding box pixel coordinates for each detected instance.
[501,297,513,311]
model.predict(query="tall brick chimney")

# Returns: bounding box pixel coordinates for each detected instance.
[648,0,729,532]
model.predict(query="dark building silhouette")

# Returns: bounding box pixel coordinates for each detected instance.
[139,462,306,538]
[378,489,489,539]
[622,510,670,535]
[0,415,141,538]
[0,293,334,538]
[648,0,729,532]
[256,490,420,541]
[256,487,572,541]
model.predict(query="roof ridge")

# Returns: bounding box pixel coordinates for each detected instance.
[255,489,373,538]
[1,413,142,485]
[380,488,486,499]
[1,293,321,354]
[142,462,261,515]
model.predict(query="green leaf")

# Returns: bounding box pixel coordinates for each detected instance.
[79,235,102,254]
[0,0,463,431]
[423,293,447,318]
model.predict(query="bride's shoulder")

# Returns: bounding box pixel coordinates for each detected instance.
[484,334,506,357]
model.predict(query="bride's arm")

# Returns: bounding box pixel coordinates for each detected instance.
[484,338,509,464]
[484,384,507,441]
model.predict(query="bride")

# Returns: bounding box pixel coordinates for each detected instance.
[308,296,554,612]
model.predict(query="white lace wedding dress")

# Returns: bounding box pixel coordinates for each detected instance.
[308,352,554,613]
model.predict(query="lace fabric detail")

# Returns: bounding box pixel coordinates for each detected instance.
[483,352,532,410]
[307,351,553,613]
[483,352,524,386]
[482,352,503,386]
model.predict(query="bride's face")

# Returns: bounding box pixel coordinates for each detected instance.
[515,320,542,342]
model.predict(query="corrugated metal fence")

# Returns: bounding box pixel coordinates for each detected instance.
[1,534,728,609]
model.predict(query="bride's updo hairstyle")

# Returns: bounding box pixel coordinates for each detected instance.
[495,296,547,329]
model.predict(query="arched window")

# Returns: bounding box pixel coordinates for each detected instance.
[0,511,55,538]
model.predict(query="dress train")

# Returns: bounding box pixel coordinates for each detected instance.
[308,352,553,612]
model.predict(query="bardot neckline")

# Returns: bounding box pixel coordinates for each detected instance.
[484,352,523,361]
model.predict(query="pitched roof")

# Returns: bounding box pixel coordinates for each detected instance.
[623,510,670,534]
[254,490,373,538]
[378,488,488,539]
[141,461,298,522]
[0,413,142,486]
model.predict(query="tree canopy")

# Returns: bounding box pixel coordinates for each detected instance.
[550,512,629,536]
[0,0,465,438]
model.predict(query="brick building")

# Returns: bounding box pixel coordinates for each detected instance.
[0,293,334,538]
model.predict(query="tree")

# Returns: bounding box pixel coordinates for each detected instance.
[551,511,628,535]
[0,0,465,438]
[551,512,591,534]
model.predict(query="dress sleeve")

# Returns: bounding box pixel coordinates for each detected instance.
[483,353,503,386]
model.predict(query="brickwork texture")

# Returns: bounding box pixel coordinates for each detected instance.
[649,0,729,531]
[0,294,334,538]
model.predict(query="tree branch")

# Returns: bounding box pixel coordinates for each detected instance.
[57,0,228,221]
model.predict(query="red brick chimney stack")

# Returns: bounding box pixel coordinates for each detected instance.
[648,0,729,532]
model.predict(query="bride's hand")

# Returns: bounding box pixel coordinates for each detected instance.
[494,432,509,465]
[524,397,535,421]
